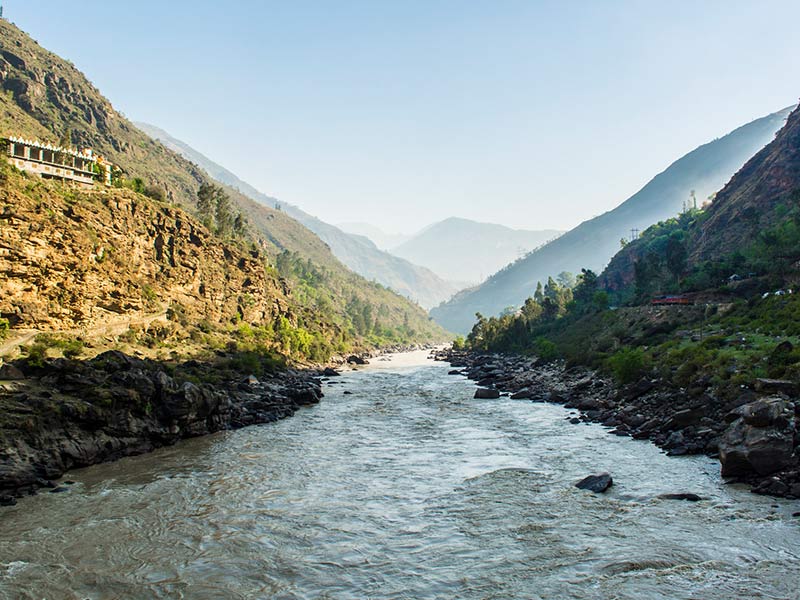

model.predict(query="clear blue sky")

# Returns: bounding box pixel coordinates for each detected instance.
[5,0,800,233]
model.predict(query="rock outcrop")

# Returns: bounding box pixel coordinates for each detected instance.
[0,181,290,331]
[719,397,797,478]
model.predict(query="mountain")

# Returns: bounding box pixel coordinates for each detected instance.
[690,104,800,263]
[392,217,561,284]
[135,122,460,309]
[430,107,794,333]
[276,207,461,309]
[336,222,411,251]
[0,19,445,348]
[601,102,800,293]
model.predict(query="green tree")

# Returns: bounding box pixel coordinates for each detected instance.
[557,271,576,289]
[534,281,544,303]
[233,212,247,236]
[215,190,234,237]
[196,182,217,230]
[666,236,687,280]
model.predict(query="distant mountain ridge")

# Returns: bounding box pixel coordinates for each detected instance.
[430,106,794,333]
[135,122,461,309]
[391,217,562,284]
[336,222,411,250]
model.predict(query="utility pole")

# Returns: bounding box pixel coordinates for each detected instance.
[0,2,4,19]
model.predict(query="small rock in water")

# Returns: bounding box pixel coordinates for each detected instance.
[448,369,462,375]
[474,388,500,399]
[0,495,17,506]
[343,390,353,395]
[569,417,581,425]
[575,473,613,493]
[49,487,69,494]
[658,493,703,502]
[346,355,369,365]
[63,481,76,486]
[510,390,532,400]
[323,367,341,377]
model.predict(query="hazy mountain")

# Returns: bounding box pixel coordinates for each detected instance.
[336,222,411,250]
[430,106,794,333]
[135,123,461,309]
[392,218,562,284]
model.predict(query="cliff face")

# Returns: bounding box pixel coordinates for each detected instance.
[0,174,292,332]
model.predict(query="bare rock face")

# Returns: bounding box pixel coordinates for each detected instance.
[0,184,291,332]
[719,397,797,478]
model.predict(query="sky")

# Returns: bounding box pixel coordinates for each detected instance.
[5,1,800,234]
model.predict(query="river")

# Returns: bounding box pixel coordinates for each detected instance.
[1,350,798,599]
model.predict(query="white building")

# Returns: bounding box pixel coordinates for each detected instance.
[4,136,113,187]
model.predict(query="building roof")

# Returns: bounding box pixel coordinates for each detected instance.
[6,135,96,159]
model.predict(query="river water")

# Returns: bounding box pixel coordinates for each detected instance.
[1,350,798,599]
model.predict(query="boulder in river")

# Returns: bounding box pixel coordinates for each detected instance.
[474,388,501,399]
[346,355,369,365]
[719,397,796,478]
[575,473,613,493]
[658,493,703,501]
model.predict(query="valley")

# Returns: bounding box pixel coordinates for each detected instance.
[1,5,800,599]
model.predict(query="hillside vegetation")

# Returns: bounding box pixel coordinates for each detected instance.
[431,107,793,333]
[463,103,800,401]
[0,19,445,355]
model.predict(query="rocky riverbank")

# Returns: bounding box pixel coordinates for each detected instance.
[434,348,800,499]
[0,350,330,504]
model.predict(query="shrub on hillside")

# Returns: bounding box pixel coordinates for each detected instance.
[143,185,165,202]
[533,337,559,362]
[607,347,647,384]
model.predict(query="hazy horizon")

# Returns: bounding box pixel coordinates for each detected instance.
[4,0,800,233]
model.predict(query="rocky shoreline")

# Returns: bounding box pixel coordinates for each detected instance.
[0,343,438,505]
[0,351,330,504]
[433,348,800,499]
